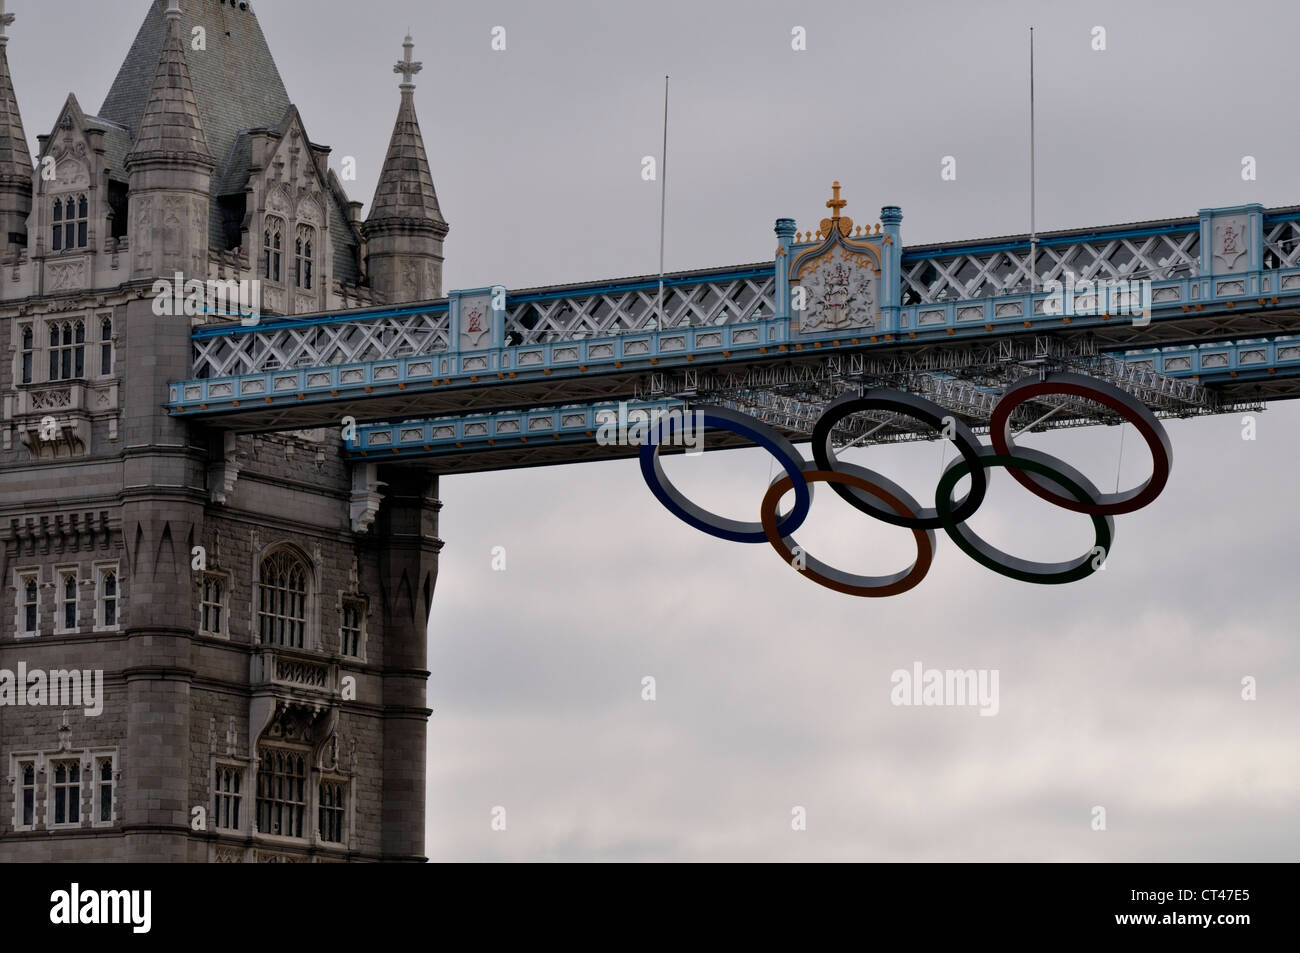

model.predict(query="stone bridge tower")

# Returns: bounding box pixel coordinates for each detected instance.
[0,0,443,862]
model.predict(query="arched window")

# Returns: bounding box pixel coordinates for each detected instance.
[100,317,113,376]
[52,760,81,825]
[61,571,78,630]
[258,548,309,648]
[294,227,315,290]
[319,779,346,842]
[20,325,33,384]
[21,763,35,827]
[51,193,89,251]
[78,195,88,238]
[48,320,85,381]
[214,765,242,830]
[22,576,38,634]
[257,747,306,837]
[98,568,118,628]
[263,218,283,282]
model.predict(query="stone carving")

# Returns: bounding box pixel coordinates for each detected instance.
[31,387,73,410]
[296,194,323,224]
[132,196,153,269]
[798,246,876,331]
[459,294,492,350]
[53,158,90,189]
[273,656,329,689]
[46,260,86,293]
[1213,217,1249,273]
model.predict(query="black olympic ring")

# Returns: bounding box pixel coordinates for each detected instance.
[812,389,988,530]
[637,373,1171,597]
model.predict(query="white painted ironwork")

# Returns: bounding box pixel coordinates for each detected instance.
[901,228,1201,305]
[1264,218,1300,268]
[504,276,775,344]
[193,274,776,378]
[194,310,450,378]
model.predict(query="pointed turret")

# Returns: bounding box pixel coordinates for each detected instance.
[364,35,449,303]
[0,0,32,250]
[126,0,213,279]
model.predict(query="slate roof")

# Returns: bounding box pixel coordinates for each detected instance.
[126,6,212,167]
[99,0,361,281]
[0,44,32,184]
[368,85,446,232]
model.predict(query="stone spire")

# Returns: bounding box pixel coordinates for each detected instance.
[0,0,32,247]
[364,34,448,303]
[126,0,213,279]
[126,0,212,170]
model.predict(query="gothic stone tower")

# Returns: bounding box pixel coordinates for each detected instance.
[0,0,446,862]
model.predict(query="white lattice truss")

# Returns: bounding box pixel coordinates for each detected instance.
[1264,219,1300,268]
[194,311,451,378]
[192,276,777,378]
[901,228,1201,304]
[504,276,776,344]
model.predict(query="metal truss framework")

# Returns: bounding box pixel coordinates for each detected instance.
[635,337,1261,448]
[505,272,776,343]
[901,223,1201,304]
[191,267,776,379]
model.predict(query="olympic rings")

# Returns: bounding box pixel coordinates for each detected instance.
[638,375,1172,597]
[812,389,988,529]
[639,405,812,543]
[990,372,1172,515]
[761,464,935,597]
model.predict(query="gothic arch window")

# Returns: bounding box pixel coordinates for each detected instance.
[257,547,310,648]
[100,317,114,376]
[95,565,119,630]
[47,319,85,381]
[20,762,36,828]
[319,778,346,843]
[20,325,33,384]
[256,746,306,838]
[294,226,315,290]
[17,571,39,636]
[51,193,89,251]
[263,218,283,282]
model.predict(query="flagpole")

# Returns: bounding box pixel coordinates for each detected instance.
[656,75,669,332]
[1028,27,1037,295]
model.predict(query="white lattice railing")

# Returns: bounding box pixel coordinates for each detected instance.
[192,268,777,379]
[1264,217,1300,268]
[193,308,451,378]
[503,272,776,344]
[901,225,1201,305]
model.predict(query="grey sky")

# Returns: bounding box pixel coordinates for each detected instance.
[16,0,1300,860]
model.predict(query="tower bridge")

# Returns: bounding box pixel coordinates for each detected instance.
[171,194,1291,472]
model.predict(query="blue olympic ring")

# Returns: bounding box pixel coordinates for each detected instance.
[639,405,813,543]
